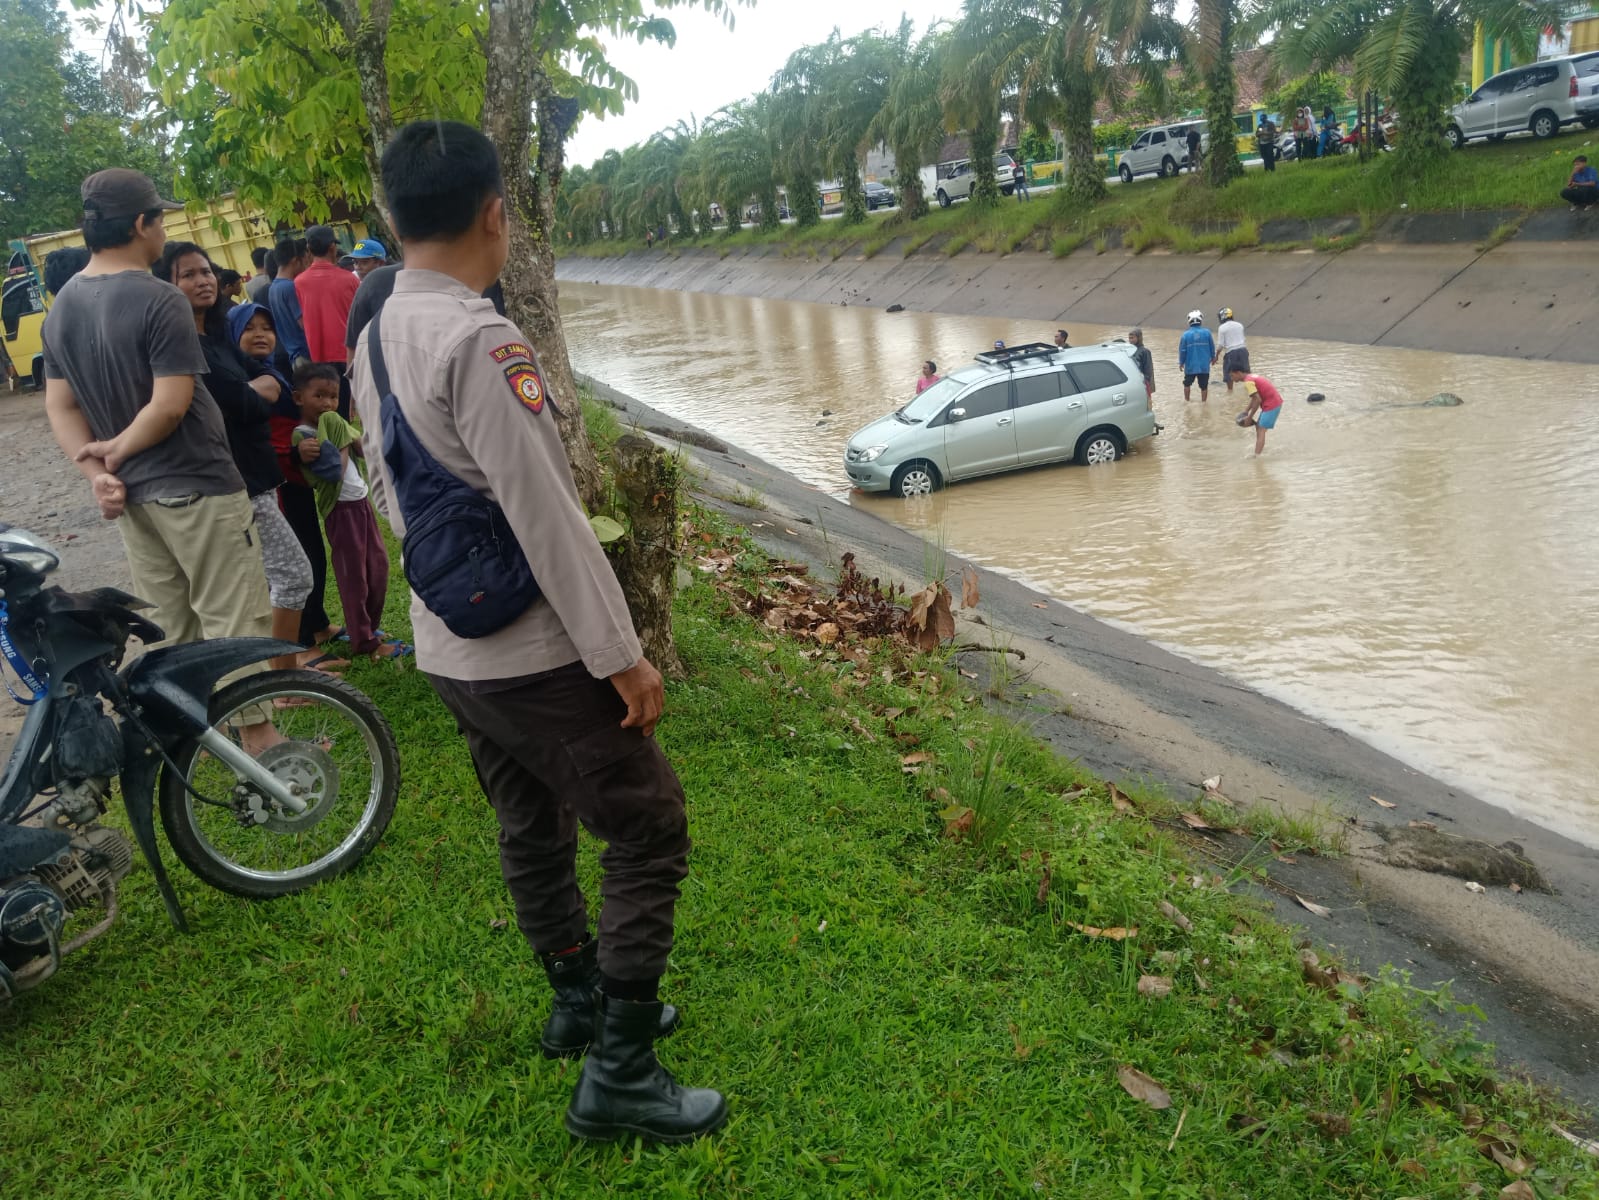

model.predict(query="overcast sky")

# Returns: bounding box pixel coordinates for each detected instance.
[563,2,969,167]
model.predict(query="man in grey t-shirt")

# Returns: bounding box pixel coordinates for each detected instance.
[42,169,275,748]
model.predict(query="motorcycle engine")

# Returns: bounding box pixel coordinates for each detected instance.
[0,824,134,987]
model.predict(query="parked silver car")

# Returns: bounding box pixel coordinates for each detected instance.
[1447,52,1599,147]
[1118,121,1208,181]
[934,152,1020,206]
[843,342,1159,497]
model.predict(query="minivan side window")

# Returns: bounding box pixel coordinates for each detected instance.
[1014,372,1065,408]
[1132,132,1150,149]
[942,381,1010,423]
[1472,76,1510,100]
[1068,360,1131,392]
[1151,130,1167,145]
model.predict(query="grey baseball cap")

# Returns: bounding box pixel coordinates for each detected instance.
[81,169,183,221]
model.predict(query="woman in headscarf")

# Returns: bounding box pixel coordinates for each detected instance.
[153,242,335,672]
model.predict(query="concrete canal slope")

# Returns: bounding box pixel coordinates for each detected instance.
[557,213,1599,364]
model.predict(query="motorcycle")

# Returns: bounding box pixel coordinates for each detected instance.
[0,523,399,999]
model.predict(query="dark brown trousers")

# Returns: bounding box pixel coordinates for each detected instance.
[427,664,690,981]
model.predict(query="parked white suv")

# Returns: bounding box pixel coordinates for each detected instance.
[1118,121,1208,181]
[935,152,1019,206]
[1447,52,1599,146]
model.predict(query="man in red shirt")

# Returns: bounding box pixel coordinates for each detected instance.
[1231,368,1284,456]
[295,224,360,415]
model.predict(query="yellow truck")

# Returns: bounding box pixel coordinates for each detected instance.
[3,195,364,391]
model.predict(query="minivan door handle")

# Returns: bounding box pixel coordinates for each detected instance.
[1066,400,1084,410]
[997,417,1013,426]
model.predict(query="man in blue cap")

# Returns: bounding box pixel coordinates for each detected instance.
[340,237,388,280]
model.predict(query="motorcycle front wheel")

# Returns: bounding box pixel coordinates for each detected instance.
[158,669,399,898]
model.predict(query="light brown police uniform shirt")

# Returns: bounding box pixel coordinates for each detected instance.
[347,269,641,683]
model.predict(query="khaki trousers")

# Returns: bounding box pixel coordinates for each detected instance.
[119,490,272,646]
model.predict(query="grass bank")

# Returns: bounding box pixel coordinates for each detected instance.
[567,134,1596,262]
[3,486,1597,1195]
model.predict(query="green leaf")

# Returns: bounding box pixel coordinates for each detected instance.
[588,515,625,544]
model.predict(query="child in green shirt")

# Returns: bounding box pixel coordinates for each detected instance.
[291,364,400,659]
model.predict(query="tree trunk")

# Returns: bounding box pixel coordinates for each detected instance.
[758,178,781,231]
[321,0,396,224]
[969,111,1001,207]
[611,435,684,679]
[895,146,928,220]
[481,0,676,670]
[1060,71,1105,208]
[481,0,603,512]
[1390,19,1458,174]
[789,167,822,227]
[1199,0,1243,188]
[840,154,866,225]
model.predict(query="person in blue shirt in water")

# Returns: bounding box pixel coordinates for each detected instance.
[1178,311,1215,402]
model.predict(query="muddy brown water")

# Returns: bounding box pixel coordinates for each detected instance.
[561,282,1599,848]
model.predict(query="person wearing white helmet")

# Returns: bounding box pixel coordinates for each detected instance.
[1214,307,1248,394]
[1178,310,1215,402]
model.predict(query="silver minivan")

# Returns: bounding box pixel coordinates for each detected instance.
[843,342,1159,497]
[1447,52,1599,146]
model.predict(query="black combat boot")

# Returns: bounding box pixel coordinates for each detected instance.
[539,939,680,1059]
[564,992,728,1143]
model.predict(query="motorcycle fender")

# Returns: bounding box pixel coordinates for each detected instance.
[117,723,189,934]
[121,638,303,737]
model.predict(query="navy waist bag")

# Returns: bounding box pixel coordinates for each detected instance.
[368,309,542,639]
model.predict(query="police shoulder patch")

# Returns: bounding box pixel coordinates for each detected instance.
[490,341,533,364]
[504,362,545,414]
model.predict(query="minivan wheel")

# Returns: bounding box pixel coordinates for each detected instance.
[1531,110,1558,139]
[936,189,951,208]
[1077,432,1123,466]
[1118,164,1133,184]
[890,461,941,497]
[1445,124,1464,150]
[1159,156,1177,178]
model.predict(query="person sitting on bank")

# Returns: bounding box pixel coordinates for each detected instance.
[1561,155,1598,211]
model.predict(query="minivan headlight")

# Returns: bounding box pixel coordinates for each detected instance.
[859,444,888,462]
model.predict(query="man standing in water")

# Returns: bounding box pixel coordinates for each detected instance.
[1214,307,1248,395]
[1232,366,1284,455]
[349,120,725,1145]
[1178,311,1214,402]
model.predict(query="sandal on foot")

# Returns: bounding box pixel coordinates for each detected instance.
[316,626,348,645]
[301,652,349,674]
[368,641,412,663]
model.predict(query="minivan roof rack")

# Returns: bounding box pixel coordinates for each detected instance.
[974,342,1058,368]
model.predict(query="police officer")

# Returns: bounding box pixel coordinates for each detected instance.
[348,120,725,1144]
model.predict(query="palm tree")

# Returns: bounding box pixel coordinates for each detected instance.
[870,22,954,220]
[701,99,780,234]
[771,35,843,228]
[945,2,1007,209]
[818,27,900,225]
[1255,0,1563,169]
[985,0,1186,207]
[1195,0,1243,186]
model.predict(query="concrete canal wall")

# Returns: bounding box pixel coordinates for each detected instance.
[556,213,1599,364]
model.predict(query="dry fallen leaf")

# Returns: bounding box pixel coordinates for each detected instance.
[901,751,932,767]
[1498,1182,1535,1200]
[1137,975,1174,998]
[1116,1065,1173,1109]
[1466,881,1487,894]
[1031,602,1047,609]
[489,917,508,930]
[960,565,980,610]
[1159,900,1194,934]
[1509,881,1523,894]
[814,622,840,646]
[1108,782,1135,813]
[1065,921,1138,941]
[1295,894,1333,918]
[1408,819,1438,830]
[1489,1144,1531,1176]
[1201,775,1221,792]
[958,668,978,679]
[1308,1111,1352,1138]
[1177,811,1211,830]
[1369,794,1398,809]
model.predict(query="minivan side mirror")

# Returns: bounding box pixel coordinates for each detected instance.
[948,407,967,421]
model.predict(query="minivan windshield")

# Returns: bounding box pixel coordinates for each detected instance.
[897,375,966,422]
